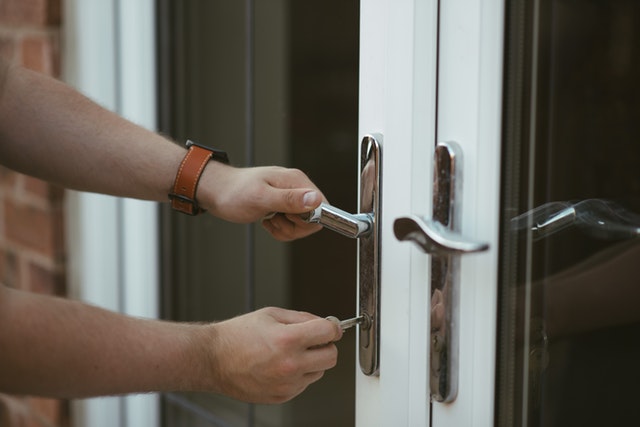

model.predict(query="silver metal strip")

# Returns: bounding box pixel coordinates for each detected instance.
[358,134,381,376]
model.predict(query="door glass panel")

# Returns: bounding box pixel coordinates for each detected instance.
[157,1,359,426]
[497,1,640,426]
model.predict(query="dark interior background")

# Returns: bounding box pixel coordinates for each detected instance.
[156,1,360,426]
[498,1,640,426]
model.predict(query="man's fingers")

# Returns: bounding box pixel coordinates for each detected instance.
[262,308,343,347]
[266,188,322,215]
[261,214,322,241]
[264,307,318,324]
[261,167,324,213]
[303,370,326,384]
[288,318,343,348]
[301,344,339,377]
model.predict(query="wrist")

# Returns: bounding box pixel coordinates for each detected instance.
[194,160,234,215]
[169,140,229,216]
[180,323,222,393]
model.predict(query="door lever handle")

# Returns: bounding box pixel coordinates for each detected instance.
[393,141,489,403]
[394,214,488,255]
[301,202,373,239]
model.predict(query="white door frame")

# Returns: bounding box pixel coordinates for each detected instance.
[357,0,438,425]
[357,0,504,426]
[63,1,159,427]
[434,0,504,426]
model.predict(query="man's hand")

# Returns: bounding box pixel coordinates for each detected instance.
[0,286,342,401]
[198,163,326,241]
[201,307,342,403]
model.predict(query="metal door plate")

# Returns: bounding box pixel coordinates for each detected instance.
[358,134,381,376]
[430,141,460,402]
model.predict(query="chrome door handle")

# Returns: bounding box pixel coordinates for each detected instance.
[393,141,489,403]
[301,203,373,239]
[300,135,381,376]
[394,215,488,255]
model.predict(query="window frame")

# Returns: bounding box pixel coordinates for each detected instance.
[63,1,160,426]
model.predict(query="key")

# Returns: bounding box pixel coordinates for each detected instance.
[326,315,365,331]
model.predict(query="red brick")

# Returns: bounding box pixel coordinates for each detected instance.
[0,35,16,62]
[0,2,66,425]
[0,0,61,26]
[0,394,30,426]
[0,248,19,288]
[23,176,49,199]
[0,394,62,427]
[28,261,65,295]
[4,197,61,258]
[20,33,59,75]
[0,166,19,190]
[27,397,69,427]
[23,176,64,202]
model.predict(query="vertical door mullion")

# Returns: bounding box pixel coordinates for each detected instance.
[433,0,504,426]
[357,0,438,425]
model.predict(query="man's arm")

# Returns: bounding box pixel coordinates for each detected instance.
[0,284,341,403]
[0,59,323,240]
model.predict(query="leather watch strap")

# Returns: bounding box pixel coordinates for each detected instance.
[169,140,229,216]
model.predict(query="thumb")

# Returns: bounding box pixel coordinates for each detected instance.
[269,188,323,214]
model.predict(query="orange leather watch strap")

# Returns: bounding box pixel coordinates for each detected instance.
[169,140,228,216]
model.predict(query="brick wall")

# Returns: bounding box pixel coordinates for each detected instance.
[0,0,69,426]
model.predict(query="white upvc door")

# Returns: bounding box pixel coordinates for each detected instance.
[356,0,437,425]
[432,1,504,426]
[356,1,504,426]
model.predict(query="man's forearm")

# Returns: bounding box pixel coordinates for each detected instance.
[0,61,324,236]
[0,285,210,398]
[0,61,184,202]
[0,285,341,402]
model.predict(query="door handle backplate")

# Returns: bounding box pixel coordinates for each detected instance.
[358,134,381,376]
[393,141,488,402]
[301,134,381,376]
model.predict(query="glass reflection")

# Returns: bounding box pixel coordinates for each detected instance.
[497,1,640,426]
[511,199,640,241]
